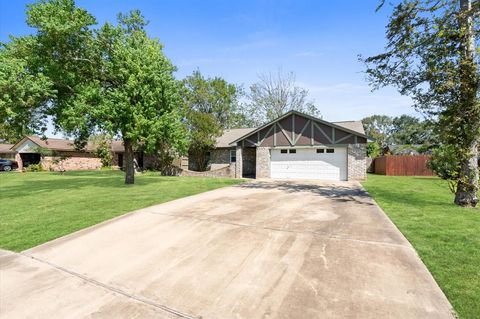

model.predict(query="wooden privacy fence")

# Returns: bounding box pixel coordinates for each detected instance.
[374,155,436,176]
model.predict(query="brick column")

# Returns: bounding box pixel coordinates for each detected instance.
[347,144,367,180]
[256,147,270,178]
[15,153,23,171]
[235,146,243,178]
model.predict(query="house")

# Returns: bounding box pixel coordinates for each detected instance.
[0,143,16,160]
[8,136,154,171]
[203,110,368,181]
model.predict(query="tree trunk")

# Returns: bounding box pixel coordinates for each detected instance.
[455,0,479,207]
[455,138,479,207]
[124,138,135,184]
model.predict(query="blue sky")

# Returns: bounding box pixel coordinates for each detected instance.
[0,0,418,136]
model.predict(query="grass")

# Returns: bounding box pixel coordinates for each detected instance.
[362,174,479,319]
[0,170,243,252]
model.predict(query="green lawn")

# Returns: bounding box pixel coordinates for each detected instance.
[362,174,479,319]
[0,171,242,252]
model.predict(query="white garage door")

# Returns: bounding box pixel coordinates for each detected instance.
[270,148,347,181]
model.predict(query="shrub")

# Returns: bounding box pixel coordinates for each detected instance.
[25,164,44,172]
[428,144,461,192]
[366,142,382,158]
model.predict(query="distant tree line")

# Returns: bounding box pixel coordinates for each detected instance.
[362,114,436,157]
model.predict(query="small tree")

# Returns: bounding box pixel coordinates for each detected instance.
[187,111,221,171]
[428,145,462,193]
[92,134,113,168]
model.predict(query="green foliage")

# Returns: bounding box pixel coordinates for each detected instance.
[428,145,462,193]
[10,1,189,184]
[182,70,244,129]
[187,111,221,171]
[0,38,55,142]
[391,115,435,145]
[362,0,480,206]
[362,114,434,147]
[362,115,393,146]
[182,70,244,171]
[366,142,382,158]
[25,164,44,172]
[92,134,113,168]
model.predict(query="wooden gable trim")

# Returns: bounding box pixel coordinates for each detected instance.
[313,122,333,144]
[335,133,353,144]
[293,120,311,145]
[277,121,294,146]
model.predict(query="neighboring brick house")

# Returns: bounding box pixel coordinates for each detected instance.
[0,144,16,160]
[204,110,368,181]
[8,136,150,171]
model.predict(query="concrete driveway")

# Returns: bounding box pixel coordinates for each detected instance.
[1,180,454,319]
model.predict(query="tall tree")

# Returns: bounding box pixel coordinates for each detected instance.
[362,115,394,146]
[182,70,244,129]
[246,69,320,126]
[19,1,187,184]
[391,115,434,145]
[182,70,244,170]
[0,37,55,143]
[362,0,480,207]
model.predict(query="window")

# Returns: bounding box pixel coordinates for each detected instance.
[230,150,236,163]
[280,149,288,154]
[289,149,296,154]
[206,151,211,161]
[316,149,325,153]
[326,148,335,153]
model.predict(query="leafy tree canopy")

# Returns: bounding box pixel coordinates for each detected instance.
[362,0,479,206]
[1,0,188,184]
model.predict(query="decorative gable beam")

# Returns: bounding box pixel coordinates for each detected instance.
[277,122,294,145]
[334,133,353,144]
[313,122,333,144]
[293,120,311,145]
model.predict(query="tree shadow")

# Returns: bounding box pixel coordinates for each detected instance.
[239,181,376,206]
[0,171,178,199]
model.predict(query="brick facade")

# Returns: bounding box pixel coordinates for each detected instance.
[180,164,235,178]
[210,148,231,170]
[41,152,102,171]
[255,147,270,178]
[347,143,367,180]
[235,146,243,178]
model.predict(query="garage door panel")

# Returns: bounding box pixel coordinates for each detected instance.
[270,148,347,181]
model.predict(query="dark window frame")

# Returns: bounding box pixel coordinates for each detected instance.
[230,149,236,163]
[326,148,335,153]
[289,149,297,154]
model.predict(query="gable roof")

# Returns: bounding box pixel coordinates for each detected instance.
[11,136,125,153]
[0,144,15,153]
[332,121,365,135]
[230,110,368,146]
[215,128,256,148]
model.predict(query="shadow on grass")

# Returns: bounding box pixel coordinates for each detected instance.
[0,171,179,199]
[240,181,376,206]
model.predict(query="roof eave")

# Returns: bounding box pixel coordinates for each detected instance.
[229,110,368,146]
